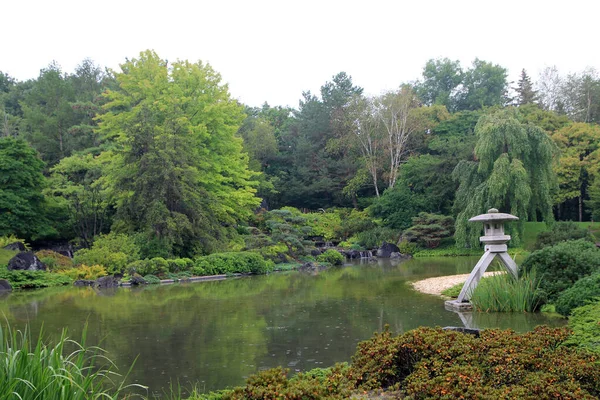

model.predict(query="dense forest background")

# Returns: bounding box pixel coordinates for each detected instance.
[2,50,600,258]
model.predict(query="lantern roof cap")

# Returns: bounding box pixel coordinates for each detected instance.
[468,208,519,223]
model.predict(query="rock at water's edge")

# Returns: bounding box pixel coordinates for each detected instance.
[0,279,12,291]
[130,274,147,285]
[93,276,120,288]
[74,280,94,287]
[7,252,46,271]
[376,242,400,258]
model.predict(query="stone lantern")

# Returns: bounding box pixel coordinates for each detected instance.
[445,208,519,311]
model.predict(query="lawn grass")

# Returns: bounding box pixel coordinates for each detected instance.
[0,249,17,266]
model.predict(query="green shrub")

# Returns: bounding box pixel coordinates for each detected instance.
[225,364,352,400]
[167,258,193,273]
[398,240,418,255]
[316,249,344,266]
[402,212,454,248]
[56,265,107,280]
[0,323,144,399]
[0,270,72,289]
[534,221,594,250]
[143,274,161,284]
[521,239,600,301]
[352,326,600,397]
[567,300,600,354]
[0,235,30,250]
[335,209,376,241]
[356,227,398,249]
[73,233,141,274]
[469,271,543,312]
[304,210,342,241]
[193,252,274,276]
[126,257,171,277]
[555,273,600,316]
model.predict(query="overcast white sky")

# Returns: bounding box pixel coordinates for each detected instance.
[3,0,599,108]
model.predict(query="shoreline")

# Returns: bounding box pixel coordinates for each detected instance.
[411,271,505,296]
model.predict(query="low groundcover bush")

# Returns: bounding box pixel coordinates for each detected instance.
[216,326,600,399]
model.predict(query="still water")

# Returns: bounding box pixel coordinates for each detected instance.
[0,257,565,394]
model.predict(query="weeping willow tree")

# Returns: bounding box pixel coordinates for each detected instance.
[453,109,558,248]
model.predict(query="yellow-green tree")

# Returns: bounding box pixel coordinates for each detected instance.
[98,50,260,257]
[552,122,600,221]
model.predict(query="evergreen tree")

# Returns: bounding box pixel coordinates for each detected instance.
[514,69,538,106]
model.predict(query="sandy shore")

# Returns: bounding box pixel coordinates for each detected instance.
[411,271,504,296]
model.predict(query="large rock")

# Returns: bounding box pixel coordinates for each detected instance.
[7,252,46,271]
[376,241,401,258]
[3,242,26,251]
[93,276,120,288]
[0,279,12,291]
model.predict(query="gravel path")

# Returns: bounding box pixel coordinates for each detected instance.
[411,271,504,296]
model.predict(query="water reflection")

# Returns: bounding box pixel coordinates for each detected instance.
[0,257,565,394]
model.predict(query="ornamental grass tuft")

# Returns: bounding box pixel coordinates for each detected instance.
[0,322,146,399]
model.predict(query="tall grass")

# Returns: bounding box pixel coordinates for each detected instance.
[470,271,542,312]
[0,322,146,399]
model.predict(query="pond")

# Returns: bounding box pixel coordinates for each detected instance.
[0,257,565,395]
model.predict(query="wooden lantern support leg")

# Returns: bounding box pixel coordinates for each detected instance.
[497,252,518,279]
[456,251,496,303]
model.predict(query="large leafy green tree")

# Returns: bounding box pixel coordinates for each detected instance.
[456,59,508,111]
[453,109,557,247]
[98,50,260,257]
[0,138,55,239]
[415,58,463,111]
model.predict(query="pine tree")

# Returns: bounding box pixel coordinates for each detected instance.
[514,69,538,106]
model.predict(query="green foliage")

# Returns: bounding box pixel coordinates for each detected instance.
[0,269,72,289]
[370,185,431,230]
[0,235,30,250]
[413,247,481,257]
[469,272,543,312]
[0,249,18,267]
[398,240,418,255]
[521,239,600,301]
[224,364,352,400]
[73,232,140,274]
[56,264,107,280]
[193,252,274,276]
[567,300,600,354]
[0,138,56,240]
[143,274,161,284]
[303,210,342,241]
[0,323,144,399]
[535,221,594,249]
[264,209,312,258]
[555,273,600,316]
[441,282,463,298]
[126,257,169,277]
[99,50,260,258]
[317,249,344,266]
[334,209,376,241]
[403,212,454,248]
[454,109,558,248]
[351,326,600,397]
[34,250,74,271]
[355,227,398,249]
